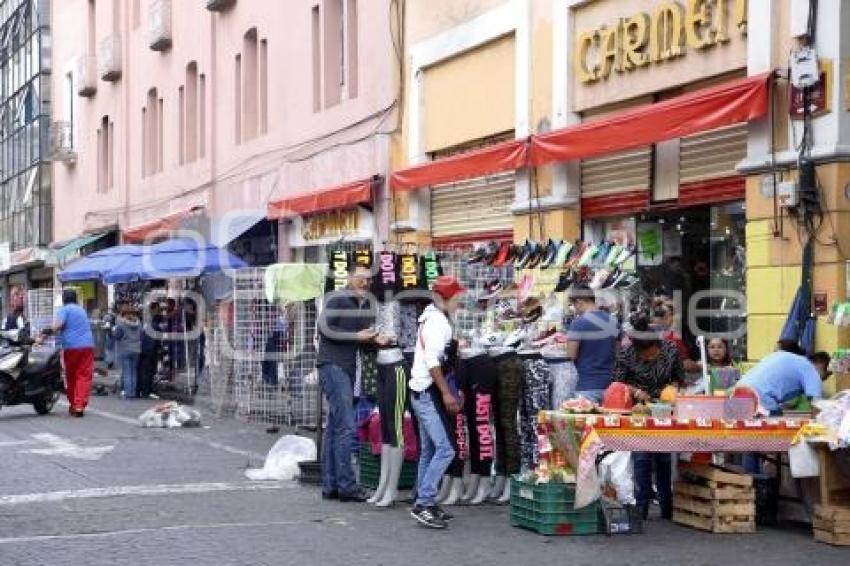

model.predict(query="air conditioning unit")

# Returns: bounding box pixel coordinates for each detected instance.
[206,0,236,11]
[76,55,97,97]
[148,0,173,52]
[49,121,76,164]
[99,34,122,81]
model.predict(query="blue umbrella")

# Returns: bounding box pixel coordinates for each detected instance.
[58,245,144,282]
[102,238,247,284]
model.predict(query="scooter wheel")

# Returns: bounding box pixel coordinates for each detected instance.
[34,392,59,415]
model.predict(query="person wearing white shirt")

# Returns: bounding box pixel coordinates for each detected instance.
[409,276,465,529]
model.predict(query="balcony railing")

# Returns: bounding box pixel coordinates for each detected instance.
[76,55,97,97]
[206,0,236,11]
[99,34,122,81]
[49,121,76,164]
[148,0,173,52]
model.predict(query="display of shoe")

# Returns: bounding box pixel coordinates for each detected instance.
[492,242,511,267]
[503,328,527,348]
[554,240,574,268]
[478,279,503,301]
[589,268,611,290]
[554,271,573,293]
[411,505,448,529]
[539,239,559,269]
[516,272,535,303]
[605,244,623,266]
[577,244,600,267]
[482,241,501,265]
[525,242,545,269]
[467,245,487,264]
[615,245,635,266]
[563,241,587,270]
[514,240,534,269]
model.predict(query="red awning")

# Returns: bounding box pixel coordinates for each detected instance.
[267,179,373,219]
[390,139,529,192]
[122,208,199,243]
[678,177,745,207]
[582,190,650,219]
[531,73,771,166]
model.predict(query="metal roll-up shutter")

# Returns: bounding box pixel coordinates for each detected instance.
[430,172,515,238]
[580,147,652,198]
[679,124,747,184]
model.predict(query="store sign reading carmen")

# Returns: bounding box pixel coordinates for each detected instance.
[575,0,748,84]
[302,209,359,241]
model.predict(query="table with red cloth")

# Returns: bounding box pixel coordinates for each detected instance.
[537,411,808,508]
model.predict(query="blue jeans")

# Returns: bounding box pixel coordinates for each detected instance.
[633,452,672,511]
[319,364,357,496]
[411,388,456,507]
[575,389,606,404]
[121,353,140,398]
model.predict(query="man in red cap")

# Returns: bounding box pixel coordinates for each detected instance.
[409,275,465,529]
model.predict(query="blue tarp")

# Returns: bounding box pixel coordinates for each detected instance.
[101,238,247,284]
[57,245,143,282]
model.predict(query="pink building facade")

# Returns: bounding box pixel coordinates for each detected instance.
[51,0,398,261]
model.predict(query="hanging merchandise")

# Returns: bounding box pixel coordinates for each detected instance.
[353,249,373,268]
[637,222,663,267]
[398,253,420,291]
[326,249,351,292]
[263,264,327,304]
[373,251,400,302]
[419,251,443,291]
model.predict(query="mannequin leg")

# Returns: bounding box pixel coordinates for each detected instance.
[368,444,391,504]
[497,478,511,504]
[443,476,465,506]
[435,475,452,503]
[489,475,506,500]
[376,446,404,507]
[462,473,480,502]
[471,475,491,505]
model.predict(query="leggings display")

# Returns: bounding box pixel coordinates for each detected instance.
[520,356,552,470]
[548,358,578,410]
[376,349,409,447]
[493,353,523,476]
[456,354,497,476]
[438,371,465,477]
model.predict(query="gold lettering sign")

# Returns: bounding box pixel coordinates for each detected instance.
[302,209,359,241]
[576,0,747,84]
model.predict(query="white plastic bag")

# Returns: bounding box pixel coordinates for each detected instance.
[138,401,202,428]
[789,440,820,478]
[598,451,636,505]
[245,435,317,481]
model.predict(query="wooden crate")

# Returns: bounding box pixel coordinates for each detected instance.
[673,463,756,534]
[813,504,850,546]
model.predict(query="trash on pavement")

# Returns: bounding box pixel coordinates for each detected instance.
[139,401,202,428]
[245,435,317,481]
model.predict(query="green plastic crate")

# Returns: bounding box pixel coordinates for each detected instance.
[358,443,417,490]
[510,477,601,536]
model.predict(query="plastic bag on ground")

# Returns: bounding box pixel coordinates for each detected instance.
[139,401,202,428]
[598,451,636,505]
[245,435,317,481]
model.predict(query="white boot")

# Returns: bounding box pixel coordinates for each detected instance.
[489,476,506,500]
[443,477,465,506]
[497,478,511,504]
[462,473,480,502]
[367,444,391,504]
[435,475,452,503]
[471,476,492,505]
[376,446,404,508]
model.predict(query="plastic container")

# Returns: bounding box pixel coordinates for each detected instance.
[724,396,757,420]
[510,477,601,536]
[647,402,673,419]
[675,396,725,420]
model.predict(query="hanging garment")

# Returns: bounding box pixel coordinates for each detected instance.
[456,353,497,476]
[376,348,410,447]
[263,263,328,304]
[398,303,420,349]
[398,254,420,292]
[373,251,400,302]
[439,371,466,478]
[325,250,351,293]
[353,249,373,269]
[419,252,443,291]
[548,358,578,410]
[520,356,552,470]
[493,353,524,477]
[376,302,400,341]
[358,349,379,401]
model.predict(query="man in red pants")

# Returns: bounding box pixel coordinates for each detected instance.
[50,289,95,417]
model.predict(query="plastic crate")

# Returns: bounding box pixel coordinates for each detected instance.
[358,443,417,490]
[509,477,601,536]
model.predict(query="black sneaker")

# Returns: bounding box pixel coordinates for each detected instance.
[433,505,454,521]
[411,505,448,529]
[338,489,369,503]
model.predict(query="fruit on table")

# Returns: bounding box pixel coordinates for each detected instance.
[659,385,678,404]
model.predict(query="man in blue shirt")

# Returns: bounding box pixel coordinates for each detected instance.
[50,289,95,417]
[736,348,826,415]
[566,285,619,404]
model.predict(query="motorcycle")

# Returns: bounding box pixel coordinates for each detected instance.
[0,328,63,415]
